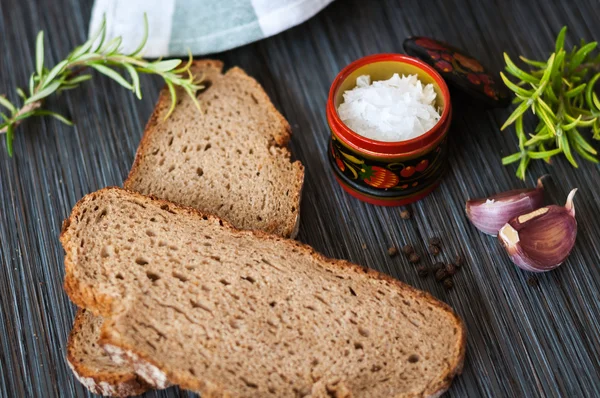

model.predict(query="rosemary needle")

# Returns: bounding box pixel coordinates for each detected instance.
[0,14,203,156]
[501,26,600,180]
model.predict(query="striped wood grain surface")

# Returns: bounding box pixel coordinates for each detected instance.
[0,0,599,396]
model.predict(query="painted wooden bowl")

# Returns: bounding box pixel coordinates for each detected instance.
[326,53,452,206]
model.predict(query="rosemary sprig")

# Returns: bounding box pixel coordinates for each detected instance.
[501,26,600,179]
[0,14,203,156]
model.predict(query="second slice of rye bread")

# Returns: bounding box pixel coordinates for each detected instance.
[67,309,152,396]
[125,59,304,238]
[66,60,305,396]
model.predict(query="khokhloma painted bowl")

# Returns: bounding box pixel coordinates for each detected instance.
[326,53,452,206]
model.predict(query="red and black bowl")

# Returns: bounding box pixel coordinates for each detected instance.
[326,53,452,206]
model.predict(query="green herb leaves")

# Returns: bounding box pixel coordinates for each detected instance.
[501,27,600,179]
[0,13,204,156]
[35,31,44,77]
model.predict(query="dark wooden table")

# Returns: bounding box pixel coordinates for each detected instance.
[1,0,600,397]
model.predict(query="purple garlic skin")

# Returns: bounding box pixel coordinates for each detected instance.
[466,177,545,236]
[498,189,577,273]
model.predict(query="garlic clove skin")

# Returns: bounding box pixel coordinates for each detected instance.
[466,177,545,236]
[498,189,577,273]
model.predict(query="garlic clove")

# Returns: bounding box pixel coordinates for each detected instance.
[498,189,578,273]
[465,177,545,236]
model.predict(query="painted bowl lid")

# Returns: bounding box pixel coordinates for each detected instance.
[403,36,511,108]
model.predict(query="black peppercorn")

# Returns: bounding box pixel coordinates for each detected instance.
[454,254,464,267]
[433,262,445,270]
[527,277,538,287]
[445,263,457,276]
[400,209,411,220]
[443,278,454,290]
[435,268,447,281]
[428,244,440,256]
[417,265,428,278]
[388,246,398,257]
[408,252,420,264]
[428,237,441,247]
[402,244,414,255]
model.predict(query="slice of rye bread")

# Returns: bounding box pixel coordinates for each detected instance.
[124,59,304,239]
[67,309,151,396]
[62,188,466,398]
[67,60,304,396]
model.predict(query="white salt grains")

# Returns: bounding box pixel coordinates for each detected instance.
[337,74,441,142]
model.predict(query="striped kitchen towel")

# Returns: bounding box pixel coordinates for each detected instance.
[89,0,335,57]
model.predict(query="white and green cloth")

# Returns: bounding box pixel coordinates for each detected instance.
[89,0,334,57]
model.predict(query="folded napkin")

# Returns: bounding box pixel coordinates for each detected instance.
[89,0,334,57]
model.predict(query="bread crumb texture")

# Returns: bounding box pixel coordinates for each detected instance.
[125,60,304,238]
[62,188,465,398]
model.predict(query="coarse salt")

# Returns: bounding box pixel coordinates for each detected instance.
[337,74,441,142]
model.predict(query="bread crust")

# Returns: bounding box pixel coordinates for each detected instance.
[123,59,304,239]
[66,309,151,397]
[62,187,466,398]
